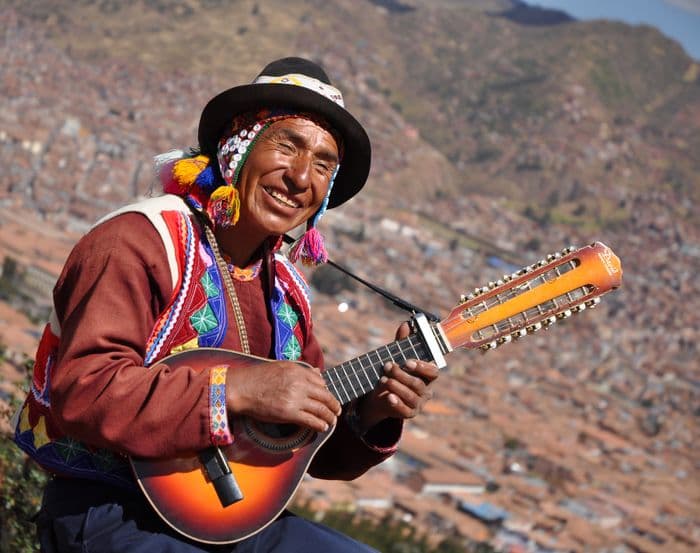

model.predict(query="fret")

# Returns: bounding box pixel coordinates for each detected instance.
[394,341,406,364]
[394,341,408,364]
[325,371,342,401]
[340,363,360,399]
[412,335,429,361]
[348,358,367,395]
[357,356,375,389]
[383,344,395,365]
[365,352,381,380]
[407,335,421,359]
[373,349,386,373]
[334,366,352,403]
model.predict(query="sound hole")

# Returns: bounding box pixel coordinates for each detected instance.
[257,422,300,439]
[243,418,313,451]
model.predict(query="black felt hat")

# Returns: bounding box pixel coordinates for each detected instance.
[198,57,371,209]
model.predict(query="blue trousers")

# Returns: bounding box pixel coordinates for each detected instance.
[37,478,377,553]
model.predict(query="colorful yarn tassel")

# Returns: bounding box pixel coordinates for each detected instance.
[194,166,217,194]
[208,185,241,228]
[169,155,210,194]
[288,226,328,266]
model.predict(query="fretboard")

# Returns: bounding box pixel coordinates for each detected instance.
[322,333,434,405]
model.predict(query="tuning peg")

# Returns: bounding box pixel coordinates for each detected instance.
[480,286,489,294]
[585,297,601,308]
[502,274,512,282]
[512,328,527,339]
[527,322,543,333]
[557,309,572,319]
[546,254,555,261]
[488,281,497,289]
[572,303,587,313]
[496,279,504,286]
[479,341,497,352]
[543,315,557,327]
[497,335,512,345]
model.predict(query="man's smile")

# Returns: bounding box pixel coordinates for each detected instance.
[263,186,301,209]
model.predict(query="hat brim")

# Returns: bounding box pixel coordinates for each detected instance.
[198,83,371,209]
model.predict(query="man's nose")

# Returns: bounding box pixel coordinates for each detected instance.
[285,153,313,191]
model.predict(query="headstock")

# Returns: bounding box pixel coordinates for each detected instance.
[439,242,622,352]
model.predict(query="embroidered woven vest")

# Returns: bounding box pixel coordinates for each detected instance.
[12,195,314,487]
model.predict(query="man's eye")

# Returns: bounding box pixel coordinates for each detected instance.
[314,161,335,175]
[278,141,295,153]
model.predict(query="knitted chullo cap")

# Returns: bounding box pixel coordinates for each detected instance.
[198,57,371,209]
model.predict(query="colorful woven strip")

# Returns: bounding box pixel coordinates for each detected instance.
[209,366,232,445]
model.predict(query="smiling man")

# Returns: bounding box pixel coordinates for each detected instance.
[13,58,438,552]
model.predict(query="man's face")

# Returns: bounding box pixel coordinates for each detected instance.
[234,117,339,239]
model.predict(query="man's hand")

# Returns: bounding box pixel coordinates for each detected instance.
[226,361,341,433]
[357,322,439,433]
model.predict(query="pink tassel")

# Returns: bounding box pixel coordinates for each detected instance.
[289,227,328,266]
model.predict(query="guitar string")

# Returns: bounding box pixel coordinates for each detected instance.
[324,336,431,402]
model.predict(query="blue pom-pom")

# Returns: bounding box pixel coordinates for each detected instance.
[195,166,218,194]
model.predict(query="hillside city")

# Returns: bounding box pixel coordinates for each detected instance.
[1,5,698,553]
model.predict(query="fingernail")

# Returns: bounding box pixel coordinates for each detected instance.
[380,376,388,384]
[384,362,393,371]
[389,395,399,405]
[406,360,417,370]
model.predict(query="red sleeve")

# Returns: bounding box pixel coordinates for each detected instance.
[50,213,216,458]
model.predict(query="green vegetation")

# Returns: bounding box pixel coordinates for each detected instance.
[589,57,633,106]
[0,361,47,553]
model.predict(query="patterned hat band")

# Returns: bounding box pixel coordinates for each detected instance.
[253,73,345,107]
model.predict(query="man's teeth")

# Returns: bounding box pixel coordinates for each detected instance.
[267,188,299,208]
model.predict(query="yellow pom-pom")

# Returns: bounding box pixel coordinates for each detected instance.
[172,155,210,191]
[209,185,241,227]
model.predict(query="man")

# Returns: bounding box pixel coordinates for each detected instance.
[13,57,438,552]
